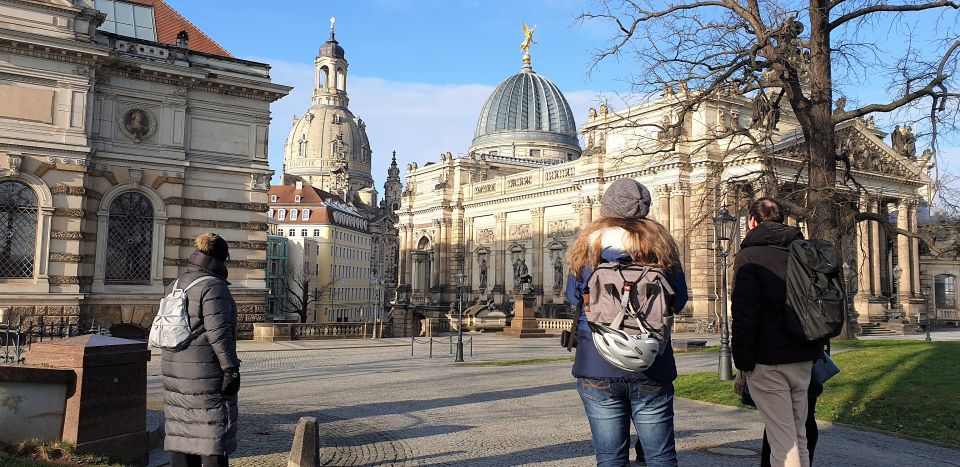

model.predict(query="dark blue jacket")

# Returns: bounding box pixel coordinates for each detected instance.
[566,247,688,383]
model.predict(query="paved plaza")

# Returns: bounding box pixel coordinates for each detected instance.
[147,334,960,466]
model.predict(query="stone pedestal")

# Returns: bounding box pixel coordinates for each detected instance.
[500,294,552,338]
[25,335,150,464]
[854,296,890,324]
[253,323,293,342]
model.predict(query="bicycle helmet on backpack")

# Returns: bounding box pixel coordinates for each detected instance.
[587,310,662,371]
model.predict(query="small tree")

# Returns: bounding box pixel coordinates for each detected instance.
[284,262,336,323]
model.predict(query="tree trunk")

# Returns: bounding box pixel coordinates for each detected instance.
[804,0,839,247]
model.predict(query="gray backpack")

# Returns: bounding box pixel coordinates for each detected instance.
[567,262,676,350]
[148,275,215,350]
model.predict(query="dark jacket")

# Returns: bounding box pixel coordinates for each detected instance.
[566,230,689,383]
[731,222,823,371]
[162,251,241,456]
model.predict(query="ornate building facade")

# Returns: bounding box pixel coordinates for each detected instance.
[390,48,934,337]
[277,21,400,317]
[0,0,290,338]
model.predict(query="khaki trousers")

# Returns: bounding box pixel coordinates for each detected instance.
[747,362,813,467]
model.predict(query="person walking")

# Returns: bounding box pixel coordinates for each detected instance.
[162,233,241,467]
[732,198,823,467]
[566,179,688,467]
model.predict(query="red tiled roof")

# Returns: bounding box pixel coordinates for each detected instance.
[124,0,232,57]
[268,183,341,205]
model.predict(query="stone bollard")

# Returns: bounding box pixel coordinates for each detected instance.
[288,416,320,467]
[24,334,151,464]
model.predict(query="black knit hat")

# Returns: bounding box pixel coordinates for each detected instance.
[195,233,229,262]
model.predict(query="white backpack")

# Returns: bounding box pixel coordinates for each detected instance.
[149,276,216,350]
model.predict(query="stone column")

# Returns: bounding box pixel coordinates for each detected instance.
[656,185,671,229]
[855,193,885,323]
[530,207,545,296]
[896,200,913,298]
[869,196,882,296]
[671,182,690,280]
[494,213,507,295]
[397,225,409,287]
[465,217,475,291]
[687,180,715,319]
[575,198,593,226]
[437,219,448,289]
[909,200,921,295]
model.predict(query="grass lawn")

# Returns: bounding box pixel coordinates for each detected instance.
[674,340,960,447]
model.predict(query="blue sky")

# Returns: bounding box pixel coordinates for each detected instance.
[165,0,957,191]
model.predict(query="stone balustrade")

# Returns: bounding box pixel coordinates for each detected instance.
[536,318,574,330]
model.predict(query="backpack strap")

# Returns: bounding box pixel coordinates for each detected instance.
[566,284,589,352]
[183,275,216,291]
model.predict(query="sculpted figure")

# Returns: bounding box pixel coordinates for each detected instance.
[478,257,488,289]
[520,22,537,52]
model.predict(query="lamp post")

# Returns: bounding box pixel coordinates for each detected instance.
[715,207,737,381]
[921,284,932,342]
[841,261,855,338]
[455,269,467,362]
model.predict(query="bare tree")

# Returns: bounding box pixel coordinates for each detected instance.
[580,0,960,246]
[285,262,336,323]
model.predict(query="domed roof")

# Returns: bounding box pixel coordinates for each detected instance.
[284,104,373,186]
[319,34,345,59]
[472,64,579,151]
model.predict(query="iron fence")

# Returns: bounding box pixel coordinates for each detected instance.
[0,316,109,365]
[410,335,474,358]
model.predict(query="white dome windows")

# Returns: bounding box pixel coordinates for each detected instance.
[298,135,308,158]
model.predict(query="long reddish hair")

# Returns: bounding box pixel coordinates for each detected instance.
[567,217,680,280]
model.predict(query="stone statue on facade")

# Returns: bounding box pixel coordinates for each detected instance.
[891,124,903,153]
[553,255,564,291]
[901,125,917,157]
[478,257,488,289]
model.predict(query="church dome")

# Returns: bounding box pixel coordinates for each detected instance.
[283,104,373,188]
[470,61,580,162]
[319,35,344,59]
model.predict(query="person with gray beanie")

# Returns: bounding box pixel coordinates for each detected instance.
[162,233,240,467]
[566,178,687,466]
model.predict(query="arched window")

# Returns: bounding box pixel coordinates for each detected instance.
[105,192,153,283]
[267,208,274,218]
[336,68,345,91]
[318,65,329,89]
[301,229,307,237]
[935,274,956,309]
[0,181,38,278]
[313,229,320,236]
[279,209,286,220]
[298,135,308,158]
[290,209,298,221]
[295,195,302,203]
[271,195,278,202]
[302,209,310,220]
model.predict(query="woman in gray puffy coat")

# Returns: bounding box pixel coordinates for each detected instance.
[163,233,241,467]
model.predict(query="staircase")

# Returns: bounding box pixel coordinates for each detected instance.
[858,322,898,336]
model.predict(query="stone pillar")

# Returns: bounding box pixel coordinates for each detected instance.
[437,219,448,289]
[855,193,886,323]
[670,182,690,282]
[909,200,921,296]
[464,217,475,292]
[575,198,593,226]
[499,293,552,338]
[687,180,715,319]
[397,225,409,287]
[494,213,507,296]
[25,335,151,464]
[896,200,913,297]
[530,207,545,296]
[869,197,882,296]
[656,185,671,229]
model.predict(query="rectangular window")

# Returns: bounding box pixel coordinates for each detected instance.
[95,0,157,41]
[301,229,308,237]
[303,209,311,221]
[529,149,541,158]
[936,275,957,309]
[278,209,286,220]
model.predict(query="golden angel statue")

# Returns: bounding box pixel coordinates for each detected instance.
[520,22,537,52]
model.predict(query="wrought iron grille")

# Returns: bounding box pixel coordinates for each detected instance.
[105,191,154,282]
[0,181,38,278]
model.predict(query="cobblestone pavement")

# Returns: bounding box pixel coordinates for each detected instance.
[147,335,960,466]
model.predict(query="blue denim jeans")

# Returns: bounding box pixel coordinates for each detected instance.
[577,378,678,467]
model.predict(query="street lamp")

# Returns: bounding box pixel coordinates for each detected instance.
[715,207,737,381]
[841,261,856,338]
[921,284,932,342]
[455,268,467,362]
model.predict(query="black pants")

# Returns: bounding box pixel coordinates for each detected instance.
[760,382,823,466]
[169,452,229,467]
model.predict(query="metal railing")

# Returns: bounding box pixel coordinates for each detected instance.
[1,316,106,365]
[410,336,473,358]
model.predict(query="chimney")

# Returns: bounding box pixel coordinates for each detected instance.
[295,181,303,190]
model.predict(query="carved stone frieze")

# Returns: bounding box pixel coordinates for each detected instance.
[49,253,82,263]
[476,228,494,245]
[49,275,81,285]
[50,185,90,196]
[510,224,532,240]
[548,219,577,237]
[51,230,86,240]
[53,208,88,218]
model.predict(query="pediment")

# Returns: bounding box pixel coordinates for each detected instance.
[838,120,931,183]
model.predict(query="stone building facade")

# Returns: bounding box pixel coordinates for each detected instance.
[390,51,934,336]
[0,0,290,338]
